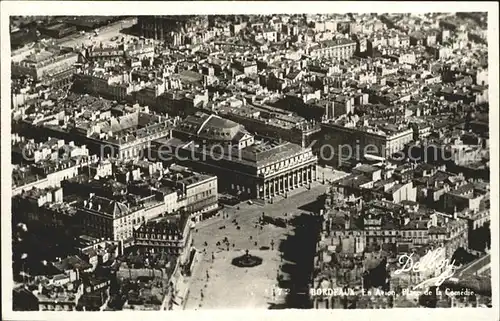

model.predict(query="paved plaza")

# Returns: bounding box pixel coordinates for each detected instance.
[192,181,329,254]
[57,18,137,48]
[184,250,288,309]
[184,175,346,309]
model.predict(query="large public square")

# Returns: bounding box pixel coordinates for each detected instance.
[184,168,348,309]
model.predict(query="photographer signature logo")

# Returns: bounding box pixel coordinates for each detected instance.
[394,246,456,290]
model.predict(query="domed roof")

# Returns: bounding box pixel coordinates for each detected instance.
[203,115,239,130]
[177,113,247,142]
[196,114,242,141]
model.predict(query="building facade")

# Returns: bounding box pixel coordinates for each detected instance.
[309,39,357,59]
[159,167,220,222]
[155,113,318,201]
[133,214,193,262]
[320,120,413,165]
[77,194,167,242]
[12,51,78,82]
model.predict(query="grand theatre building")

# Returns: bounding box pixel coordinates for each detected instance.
[152,113,318,201]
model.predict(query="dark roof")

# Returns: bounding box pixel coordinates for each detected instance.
[176,113,245,142]
[53,255,92,272]
[136,215,189,237]
[336,174,371,188]
[240,141,305,166]
[353,164,380,174]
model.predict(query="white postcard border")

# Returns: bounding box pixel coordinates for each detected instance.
[1,2,498,320]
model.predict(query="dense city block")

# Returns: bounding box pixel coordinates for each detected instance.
[10,13,491,310]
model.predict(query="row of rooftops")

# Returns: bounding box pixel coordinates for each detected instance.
[10,14,488,168]
[18,98,173,146]
[12,157,216,215]
[327,161,488,225]
[326,114,412,137]
[309,38,357,50]
[12,155,93,188]
[12,21,488,132]
[59,162,214,215]
[14,50,78,69]
[325,199,468,234]
[46,54,476,139]
[135,214,190,239]
[217,101,315,131]
[169,111,316,164]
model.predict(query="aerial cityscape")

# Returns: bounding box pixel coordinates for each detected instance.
[9,13,492,311]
